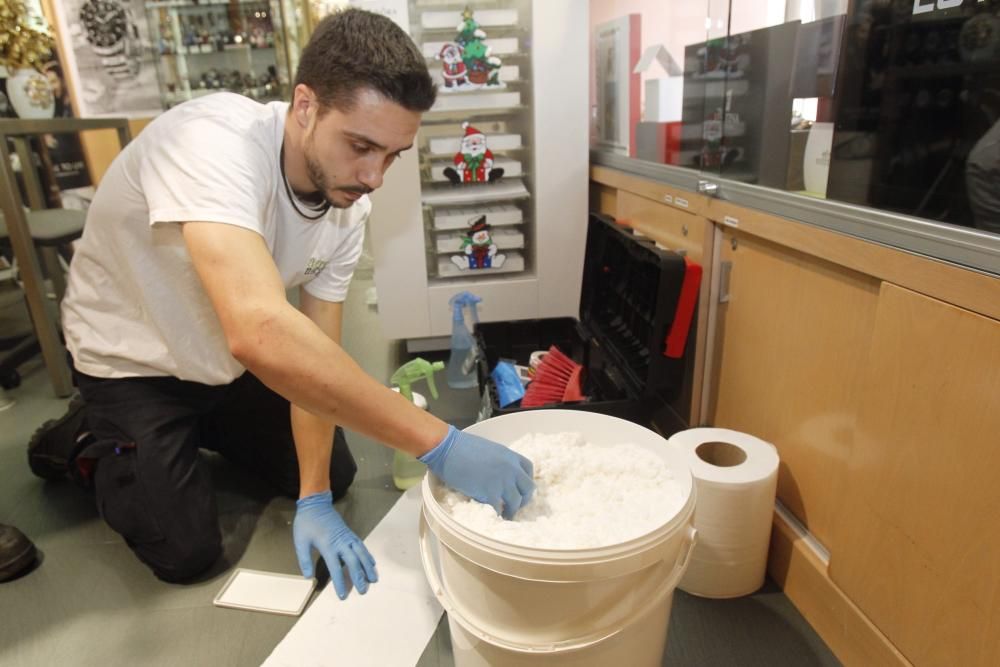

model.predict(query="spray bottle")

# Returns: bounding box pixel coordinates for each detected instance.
[390,357,445,490]
[446,291,482,390]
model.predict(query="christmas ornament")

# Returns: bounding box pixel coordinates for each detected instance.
[443,121,505,185]
[0,0,55,72]
[436,43,468,89]
[450,215,506,271]
[434,6,503,92]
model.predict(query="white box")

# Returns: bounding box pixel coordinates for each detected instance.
[645,77,683,123]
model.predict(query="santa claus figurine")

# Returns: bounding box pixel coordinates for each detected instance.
[443,122,505,184]
[451,215,506,270]
[435,43,468,90]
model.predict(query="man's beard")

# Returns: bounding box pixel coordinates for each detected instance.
[304,146,372,209]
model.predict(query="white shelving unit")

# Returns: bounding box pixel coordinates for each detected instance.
[369,0,588,341]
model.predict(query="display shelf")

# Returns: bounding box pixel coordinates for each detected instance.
[436,251,525,278]
[428,157,522,182]
[430,91,522,112]
[428,133,522,155]
[146,0,266,6]
[431,203,524,230]
[420,9,518,29]
[428,64,521,86]
[371,1,586,340]
[421,180,529,206]
[434,227,524,253]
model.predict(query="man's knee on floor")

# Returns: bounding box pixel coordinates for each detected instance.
[148,535,222,583]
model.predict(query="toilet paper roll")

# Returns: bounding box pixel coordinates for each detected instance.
[668,428,779,598]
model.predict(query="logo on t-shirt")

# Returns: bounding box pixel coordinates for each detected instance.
[304,258,329,277]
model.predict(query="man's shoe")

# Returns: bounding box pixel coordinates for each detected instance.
[0,524,37,582]
[27,394,89,480]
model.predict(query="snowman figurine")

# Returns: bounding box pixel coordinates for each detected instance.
[443,122,505,184]
[451,215,506,270]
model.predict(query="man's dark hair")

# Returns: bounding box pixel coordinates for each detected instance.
[294,8,436,113]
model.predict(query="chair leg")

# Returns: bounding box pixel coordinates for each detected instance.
[39,246,67,302]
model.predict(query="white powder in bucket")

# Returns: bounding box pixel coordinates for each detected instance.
[439,432,685,549]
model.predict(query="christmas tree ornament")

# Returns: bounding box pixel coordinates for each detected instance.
[450,215,506,271]
[443,121,505,185]
[458,7,502,87]
[434,6,503,92]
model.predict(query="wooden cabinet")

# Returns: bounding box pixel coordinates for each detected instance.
[829,284,1000,667]
[709,229,880,547]
[591,165,1000,666]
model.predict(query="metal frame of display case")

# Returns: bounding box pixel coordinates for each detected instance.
[591,149,1000,278]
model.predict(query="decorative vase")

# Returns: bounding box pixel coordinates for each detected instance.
[4,67,56,119]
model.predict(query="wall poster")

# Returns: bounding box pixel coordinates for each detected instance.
[51,0,162,117]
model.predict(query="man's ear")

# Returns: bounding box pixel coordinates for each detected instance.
[292,84,316,129]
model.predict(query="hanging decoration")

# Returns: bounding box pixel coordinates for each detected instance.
[443,121,504,185]
[450,215,506,271]
[435,5,502,92]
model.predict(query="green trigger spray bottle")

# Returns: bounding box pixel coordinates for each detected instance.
[390,357,445,490]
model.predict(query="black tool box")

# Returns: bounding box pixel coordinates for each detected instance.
[474,212,702,427]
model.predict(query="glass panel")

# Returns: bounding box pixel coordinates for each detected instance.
[683,0,739,180]
[828,1,1000,236]
[144,0,292,109]
[591,0,1000,244]
[703,0,797,185]
[590,1,715,169]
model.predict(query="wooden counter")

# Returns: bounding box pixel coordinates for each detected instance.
[591,165,1000,667]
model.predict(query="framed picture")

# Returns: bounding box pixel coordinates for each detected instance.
[50,0,162,118]
[594,14,640,156]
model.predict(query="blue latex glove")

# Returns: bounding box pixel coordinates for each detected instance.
[419,426,535,520]
[293,491,378,600]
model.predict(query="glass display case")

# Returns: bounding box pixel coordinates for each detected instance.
[143,0,298,107]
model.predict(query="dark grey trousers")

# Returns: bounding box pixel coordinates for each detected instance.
[73,367,357,582]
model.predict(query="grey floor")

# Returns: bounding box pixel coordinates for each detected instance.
[0,267,840,667]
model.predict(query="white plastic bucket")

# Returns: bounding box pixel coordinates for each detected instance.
[419,410,697,667]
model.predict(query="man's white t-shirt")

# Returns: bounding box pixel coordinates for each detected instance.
[62,93,370,386]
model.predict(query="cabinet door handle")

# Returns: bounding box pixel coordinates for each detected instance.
[719,261,732,303]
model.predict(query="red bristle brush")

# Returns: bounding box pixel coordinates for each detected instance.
[521,346,585,407]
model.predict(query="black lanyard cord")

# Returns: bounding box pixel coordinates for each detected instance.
[279,141,330,220]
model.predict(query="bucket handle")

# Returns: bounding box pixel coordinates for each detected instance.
[419,510,698,655]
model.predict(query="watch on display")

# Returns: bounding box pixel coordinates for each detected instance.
[79,0,141,79]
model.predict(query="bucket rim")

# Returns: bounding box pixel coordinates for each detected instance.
[422,409,696,561]
[423,476,696,566]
